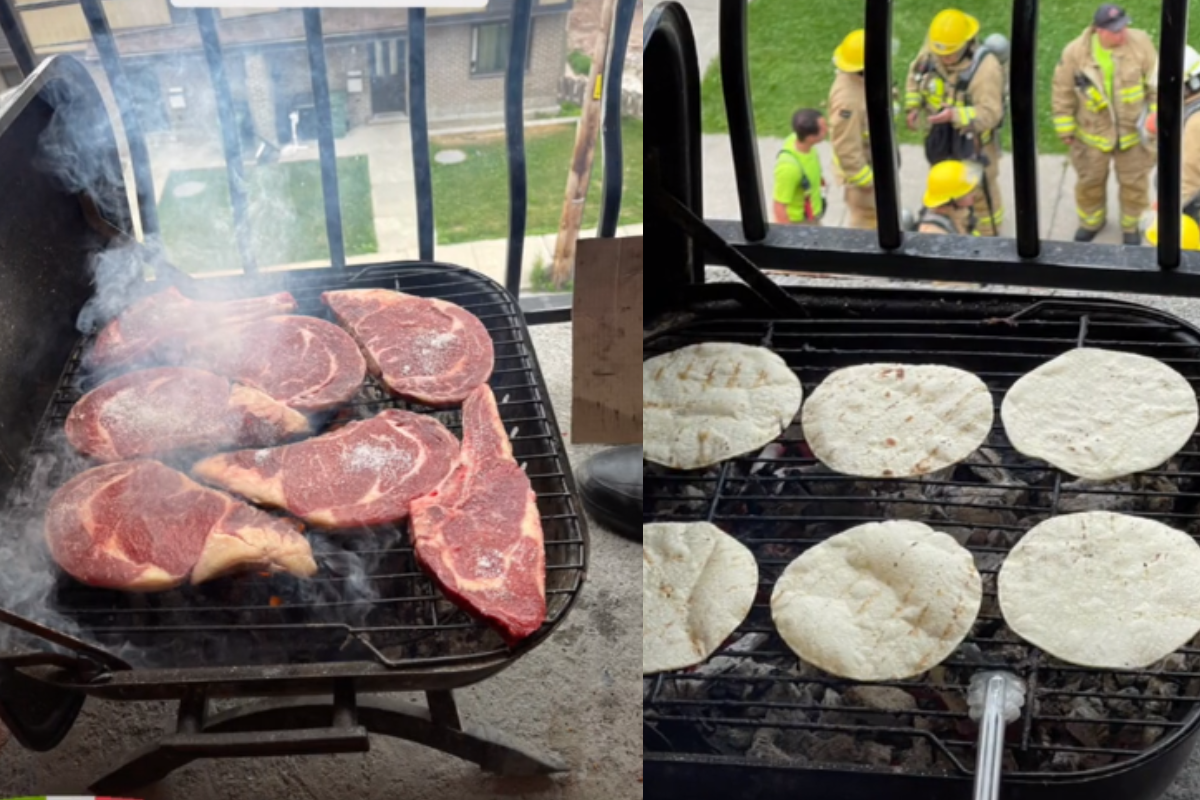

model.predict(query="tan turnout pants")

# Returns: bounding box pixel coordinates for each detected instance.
[1070,142,1153,233]
[845,185,877,230]
[973,139,1004,237]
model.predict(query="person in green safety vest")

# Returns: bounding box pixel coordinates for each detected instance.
[772,109,828,225]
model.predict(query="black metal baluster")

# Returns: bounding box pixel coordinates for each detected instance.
[863,0,900,250]
[303,9,345,270]
[408,8,434,262]
[1010,0,1040,258]
[0,0,34,77]
[504,0,534,296]
[80,0,159,238]
[1157,0,1188,270]
[719,0,766,241]
[598,0,637,238]
[196,9,256,274]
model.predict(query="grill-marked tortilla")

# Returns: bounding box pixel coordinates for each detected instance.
[801,364,994,478]
[771,520,982,681]
[643,343,802,470]
[1001,348,1198,481]
[999,511,1200,670]
[643,522,759,675]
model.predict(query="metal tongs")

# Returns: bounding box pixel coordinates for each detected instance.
[968,671,1028,800]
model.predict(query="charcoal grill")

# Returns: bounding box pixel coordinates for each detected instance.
[643,289,1200,800]
[645,1,1200,797]
[0,56,587,793]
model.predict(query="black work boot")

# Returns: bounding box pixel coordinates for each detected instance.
[578,446,641,541]
[1123,231,1141,246]
[1074,227,1103,243]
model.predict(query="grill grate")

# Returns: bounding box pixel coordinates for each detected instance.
[642,294,1200,778]
[11,263,586,671]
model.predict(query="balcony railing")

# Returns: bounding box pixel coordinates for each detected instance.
[0,0,638,320]
[646,0,1200,318]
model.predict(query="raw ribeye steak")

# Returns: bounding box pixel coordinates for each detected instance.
[410,385,546,645]
[188,315,366,412]
[322,289,494,406]
[192,410,459,529]
[66,367,311,462]
[89,287,297,371]
[45,460,317,592]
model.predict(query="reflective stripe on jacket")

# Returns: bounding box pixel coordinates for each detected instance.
[905,42,1005,145]
[1052,26,1158,153]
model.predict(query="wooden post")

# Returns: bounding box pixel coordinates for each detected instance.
[551,0,619,290]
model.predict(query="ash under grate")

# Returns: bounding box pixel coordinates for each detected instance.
[643,299,1200,778]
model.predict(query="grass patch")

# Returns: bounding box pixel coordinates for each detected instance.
[158,156,378,274]
[568,49,593,76]
[430,118,643,245]
[529,254,574,293]
[699,0,1164,153]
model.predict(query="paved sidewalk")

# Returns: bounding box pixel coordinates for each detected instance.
[701,134,1157,247]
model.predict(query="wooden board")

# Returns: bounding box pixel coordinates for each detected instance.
[572,236,642,445]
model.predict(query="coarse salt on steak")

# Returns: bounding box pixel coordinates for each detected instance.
[65,367,311,462]
[45,460,317,592]
[410,385,546,645]
[322,288,494,407]
[192,410,459,529]
[187,315,366,412]
[89,287,297,371]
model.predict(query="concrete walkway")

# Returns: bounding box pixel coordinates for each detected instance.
[701,135,1154,246]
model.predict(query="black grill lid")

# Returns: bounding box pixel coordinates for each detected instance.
[0,56,130,498]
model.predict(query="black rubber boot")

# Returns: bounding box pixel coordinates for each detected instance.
[1074,226,1102,243]
[577,445,641,541]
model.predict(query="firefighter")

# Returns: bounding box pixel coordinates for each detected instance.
[904,9,1006,237]
[918,160,982,236]
[1052,4,1158,244]
[829,29,876,230]
[1146,214,1200,251]
[1182,48,1200,221]
[772,109,828,225]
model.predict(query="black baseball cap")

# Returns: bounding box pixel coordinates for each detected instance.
[1094,4,1131,32]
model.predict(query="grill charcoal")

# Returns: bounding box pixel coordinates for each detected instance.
[643,298,1200,781]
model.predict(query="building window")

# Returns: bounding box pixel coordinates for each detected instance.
[471,22,533,77]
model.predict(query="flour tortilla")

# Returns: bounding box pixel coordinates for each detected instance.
[801,364,994,478]
[999,511,1200,670]
[643,522,759,675]
[770,520,982,681]
[1000,348,1198,481]
[643,343,803,470]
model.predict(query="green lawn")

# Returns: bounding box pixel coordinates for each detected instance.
[158,156,378,274]
[699,0,1166,153]
[430,119,644,245]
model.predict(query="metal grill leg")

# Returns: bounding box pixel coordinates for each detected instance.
[88,690,369,794]
[427,689,461,730]
[89,690,564,792]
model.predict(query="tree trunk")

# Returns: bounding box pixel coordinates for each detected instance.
[551,0,619,290]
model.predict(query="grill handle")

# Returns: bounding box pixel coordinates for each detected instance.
[0,661,86,752]
[969,671,1027,800]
